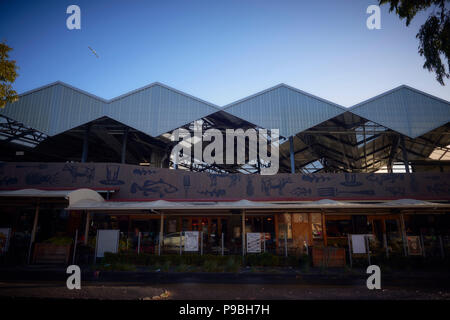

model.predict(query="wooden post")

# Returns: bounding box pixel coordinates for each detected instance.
[221,232,224,256]
[284,226,288,257]
[383,233,389,259]
[274,214,279,252]
[159,213,164,255]
[322,212,327,247]
[400,213,408,256]
[242,210,246,256]
[84,211,90,245]
[27,201,40,264]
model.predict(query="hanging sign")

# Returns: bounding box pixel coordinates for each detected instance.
[184,231,199,252]
[247,233,261,253]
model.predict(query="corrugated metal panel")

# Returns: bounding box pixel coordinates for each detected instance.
[106,83,220,137]
[223,84,346,138]
[350,86,450,138]
[0,82,220,137]
[0,82,105,136]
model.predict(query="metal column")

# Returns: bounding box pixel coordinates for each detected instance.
[121,127,129,164]
[289,136,295,174]
[81,124,90,163]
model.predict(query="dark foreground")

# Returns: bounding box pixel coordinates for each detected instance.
[0,281,449,300]
[0,266,449,300]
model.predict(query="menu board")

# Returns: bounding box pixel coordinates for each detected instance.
[184,231,199,252]
[95,229,119,258]
[247,233,261,253]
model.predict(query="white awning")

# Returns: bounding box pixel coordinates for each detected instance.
[66,198,450,211]
[0,188,104,207]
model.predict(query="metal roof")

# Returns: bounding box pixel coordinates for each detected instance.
[0,81,221,137]
[222,84,346,138]
[350,85,450,139]
[1,82,449,144]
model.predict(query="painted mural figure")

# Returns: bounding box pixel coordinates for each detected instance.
[130,178,178,198]
[261,177,292,196]
[63,164,95,183]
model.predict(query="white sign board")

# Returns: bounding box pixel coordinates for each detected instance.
[95,229,119,258]
[184,231,199,252]
[351,234,367,254]
[0,228,11,255]
[247,233,261,253]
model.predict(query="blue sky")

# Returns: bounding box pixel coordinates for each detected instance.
[0,0,448,107]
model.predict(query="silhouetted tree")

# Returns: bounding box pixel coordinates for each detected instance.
[380,0,449,85]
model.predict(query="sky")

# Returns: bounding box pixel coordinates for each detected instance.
[0,0,449,107]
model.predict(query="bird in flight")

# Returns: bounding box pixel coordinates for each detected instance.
[88,46,99,58]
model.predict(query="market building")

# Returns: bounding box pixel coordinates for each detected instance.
[0,81,449,265]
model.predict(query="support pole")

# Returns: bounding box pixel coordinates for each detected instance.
[121,127,129,164]
[263,233,266,253]
[159,213,164,256]
[84,211,90,245]
[439,235,445,259]
[200,231,203,256]
[242,210,246,256]
[284,225,288,257]
[383,233,389,259]
[137,232,141,254]
[81,124,90,163]
[27,201,40,264]
[72,229,78,264]
[347,234,352,268]
[179,232,182,255]
[420,233,426,257]
[400,213,408,256]
[289,136,295,174]
[365,235,371,265]
[221,232,224,256]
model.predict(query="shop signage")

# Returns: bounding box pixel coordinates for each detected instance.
[247,232,261,253]
[184,231,199,252]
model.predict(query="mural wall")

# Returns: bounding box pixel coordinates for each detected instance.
[1,162,449,201]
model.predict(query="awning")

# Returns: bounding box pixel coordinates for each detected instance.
[0,188,104,207]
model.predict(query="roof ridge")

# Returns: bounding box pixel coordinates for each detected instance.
[222,83,347,111]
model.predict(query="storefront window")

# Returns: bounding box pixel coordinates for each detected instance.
[326,219,352,237]
[311,213,323,239]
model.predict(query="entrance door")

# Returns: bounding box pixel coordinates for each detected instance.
[291,213,310,254]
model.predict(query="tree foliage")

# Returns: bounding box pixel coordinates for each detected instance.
[0,42,19,108]
[379,0,450,85]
